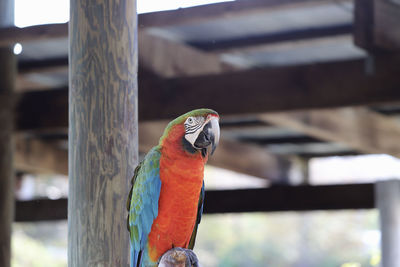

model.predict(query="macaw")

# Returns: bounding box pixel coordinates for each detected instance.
[127,108,220,267]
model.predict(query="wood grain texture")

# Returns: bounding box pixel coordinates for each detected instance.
[68,0,138,266]
[0,0,15,266]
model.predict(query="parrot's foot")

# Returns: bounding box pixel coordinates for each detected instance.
[158,247,200,267]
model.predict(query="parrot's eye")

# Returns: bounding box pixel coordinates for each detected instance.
[184,116,205,134]
[184,116,203,133]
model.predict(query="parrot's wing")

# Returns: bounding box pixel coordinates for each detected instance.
[127,147,162,267]
[188,180,205,249]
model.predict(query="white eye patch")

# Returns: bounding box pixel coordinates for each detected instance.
[184,116,205,134]
[184,116,205,145]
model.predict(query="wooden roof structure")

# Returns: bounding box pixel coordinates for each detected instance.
[2,0,400,175]
[1,0,400,265]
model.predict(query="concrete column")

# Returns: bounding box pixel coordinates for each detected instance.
[376,180,400,267]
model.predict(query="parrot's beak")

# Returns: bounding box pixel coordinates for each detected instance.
[194,116,220,156]
[208,117,220,155]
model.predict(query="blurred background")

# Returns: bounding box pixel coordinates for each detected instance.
[13,163,388,267]
[3,0,400,266]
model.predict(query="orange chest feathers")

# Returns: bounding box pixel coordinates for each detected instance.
[147,125,207,261]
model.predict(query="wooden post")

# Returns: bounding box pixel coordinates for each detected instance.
[68,0,138,266]
[375,180,400,267]
[0,0,15,267]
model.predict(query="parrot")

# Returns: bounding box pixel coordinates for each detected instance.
[127,108,220,267]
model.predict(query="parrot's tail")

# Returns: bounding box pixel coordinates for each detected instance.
[130,241,143,267]
[130,242,135,267]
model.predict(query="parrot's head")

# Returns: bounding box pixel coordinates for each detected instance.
[160,108,220,158]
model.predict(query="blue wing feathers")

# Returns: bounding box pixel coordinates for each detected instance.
[128,147,162,267]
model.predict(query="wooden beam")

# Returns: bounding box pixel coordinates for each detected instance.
[138,0,349,28]
[190,23,352,51]
[15,198,67,222]
[291,150,359,158]
[205,183,374,213]
[68,0,137,266]
[139,31,235,77]
[15,56,400,130]
[238,135,323,145]
[260,107,400,158]
[0,0,15,266]
[18,56,68,74]
[13,183,375,221]
[0,23,67,47]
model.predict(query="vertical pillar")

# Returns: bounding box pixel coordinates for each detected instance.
[375,180,400,267]
[0,0,15,267]
[68,0,138,266]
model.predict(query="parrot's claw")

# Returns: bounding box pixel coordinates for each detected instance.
[185,249,199,267]
[158,247,200,267]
